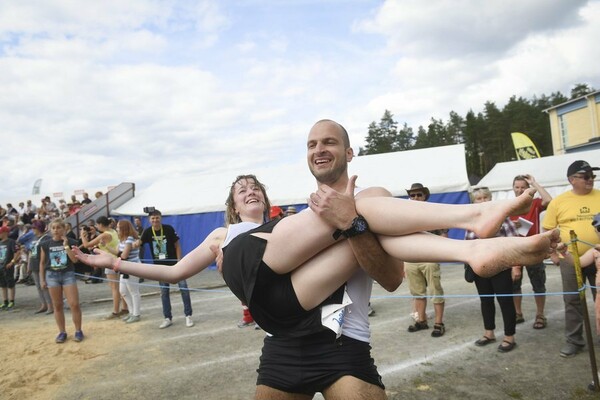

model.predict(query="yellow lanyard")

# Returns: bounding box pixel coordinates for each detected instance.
[151,226,164,251]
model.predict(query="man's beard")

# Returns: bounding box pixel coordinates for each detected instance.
[309,161,347,185]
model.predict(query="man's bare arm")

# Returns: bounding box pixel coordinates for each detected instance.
[350,186,403,291]
[310,181,403,292]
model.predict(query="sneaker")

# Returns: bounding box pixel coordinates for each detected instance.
[121,314,131,321]
[55,332,68,343]
[237,320,256,328]
[0,303,7,311]
[126,315,141,324]
[408,321,429,332]
[560,342,583,358]
[6,301,14,310]
[186,316,194,327]
[159,318,172,329]
[118,309,129,317]
[74,330,84,342]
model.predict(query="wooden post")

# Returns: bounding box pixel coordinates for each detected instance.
[569,230,600,392]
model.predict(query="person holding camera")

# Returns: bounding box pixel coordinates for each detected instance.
[140,209,194,329]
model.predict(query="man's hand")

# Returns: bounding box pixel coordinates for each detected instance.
[308,175,358,230]
[210,244,224,274]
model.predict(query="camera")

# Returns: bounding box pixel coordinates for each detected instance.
[143,206,156,214]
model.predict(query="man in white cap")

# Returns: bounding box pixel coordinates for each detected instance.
[543,160,600,357]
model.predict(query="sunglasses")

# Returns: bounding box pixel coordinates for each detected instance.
[409,193,424,198]
[573,174,596,180]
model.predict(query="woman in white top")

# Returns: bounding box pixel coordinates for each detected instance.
[116,220,142,323]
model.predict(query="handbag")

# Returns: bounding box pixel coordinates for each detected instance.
[464,263,476,283]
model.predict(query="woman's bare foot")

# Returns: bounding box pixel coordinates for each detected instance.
[471,189,535,238]
[468,229,560,277]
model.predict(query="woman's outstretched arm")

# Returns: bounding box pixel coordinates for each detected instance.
[73,227,227,283]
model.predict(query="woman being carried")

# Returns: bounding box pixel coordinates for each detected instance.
[73,174,560,337]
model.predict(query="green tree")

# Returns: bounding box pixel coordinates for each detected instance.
[396,122,415,151]
[570,83,596,99]
[359,110,399,155]
[463,110,486,179]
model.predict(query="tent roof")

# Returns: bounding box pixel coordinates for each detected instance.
[113,144,470,216]
[477,149,600,192]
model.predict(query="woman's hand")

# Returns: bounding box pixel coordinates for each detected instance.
[71,246,115,270]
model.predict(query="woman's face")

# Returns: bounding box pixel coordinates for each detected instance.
[472,192,491,204]
[233,178,266,218]
[51,223,65,239]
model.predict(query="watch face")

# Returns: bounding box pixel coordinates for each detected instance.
[355,217,368,232]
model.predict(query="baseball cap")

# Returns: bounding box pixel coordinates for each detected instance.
[0,226,9,234]
[567,160,600,177]
[269,206,283,219]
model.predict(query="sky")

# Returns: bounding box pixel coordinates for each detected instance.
[1,0,598,204]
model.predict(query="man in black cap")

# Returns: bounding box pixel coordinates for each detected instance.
[404,183,447,337]
[543,160,600,357]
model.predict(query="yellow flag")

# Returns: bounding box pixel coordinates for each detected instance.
[511,132,540,160]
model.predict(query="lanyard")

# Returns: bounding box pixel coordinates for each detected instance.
[151,226,164,250]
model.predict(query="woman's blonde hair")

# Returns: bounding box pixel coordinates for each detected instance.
[224,174,271,226]
[117,219,139,241]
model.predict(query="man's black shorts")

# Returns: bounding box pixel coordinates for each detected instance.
[257,330,384,395]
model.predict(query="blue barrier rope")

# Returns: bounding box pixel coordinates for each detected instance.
[77,238,599,299]
[74,271,595,299]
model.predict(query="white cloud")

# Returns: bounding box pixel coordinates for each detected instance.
[0,0,598,204]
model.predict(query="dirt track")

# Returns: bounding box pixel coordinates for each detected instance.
[1,264,599,399]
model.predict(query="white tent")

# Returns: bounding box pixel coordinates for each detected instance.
[113,144,470,216]
[476,148,600,200]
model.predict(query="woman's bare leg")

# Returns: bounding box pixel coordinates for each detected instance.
[357,189,534,238]
[290,241,358,310]
[63,284,82,331]
[378,230,560,277]
[49,286,66,333]
[257,189,535,275]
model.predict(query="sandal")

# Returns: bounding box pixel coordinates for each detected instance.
[431,323,445,337]
[515,313,525,324]
[408,321,429,332]
[475,336,496,346]
[498,340,517,353]
[533,314,547,329]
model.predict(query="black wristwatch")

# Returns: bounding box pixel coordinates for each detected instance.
[333,215,369,240]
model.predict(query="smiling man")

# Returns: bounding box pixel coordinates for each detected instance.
[543,160,600,358]
[254,119,404,400]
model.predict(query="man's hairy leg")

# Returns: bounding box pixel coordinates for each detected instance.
[323,376,387,400]
[255,385,312,400]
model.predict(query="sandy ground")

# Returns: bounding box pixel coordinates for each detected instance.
[1,265,600,400]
